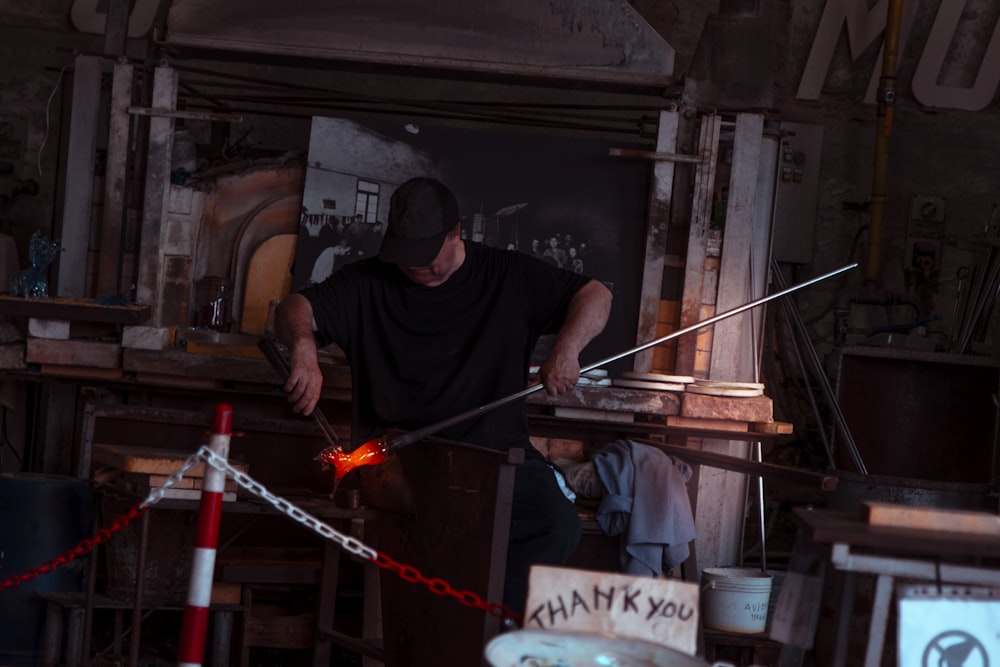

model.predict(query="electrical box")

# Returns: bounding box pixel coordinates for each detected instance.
[770,121,824,264]
[905,195,946,276]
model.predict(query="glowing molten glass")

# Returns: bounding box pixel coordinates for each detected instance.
[317,437,389,482]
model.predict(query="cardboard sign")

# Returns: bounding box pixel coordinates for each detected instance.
[524,565,700,656]
[898,585,1000,667]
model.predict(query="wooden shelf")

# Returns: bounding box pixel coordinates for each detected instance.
[0,295,150,324]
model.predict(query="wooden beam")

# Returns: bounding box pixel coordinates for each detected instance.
[27,339,122,368]
[55,55,101,298]
[675,114,721,376]
[711,113,766,381]
[135,65,178,325]
[633,110,680,372]
[97,62,134,297]
[0,296,150,324]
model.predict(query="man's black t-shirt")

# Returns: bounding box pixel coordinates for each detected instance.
[300,242,591,455]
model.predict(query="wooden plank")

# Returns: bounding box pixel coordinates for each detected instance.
[40,364,124,380]
[861,501,1000,536]
[93,443,249,476]
[124,348,279,383]
[0,296,150,324]
[675,114,721,376]
[133,372,224,390]
[124,472,237,492]
[124,348,352,387]
[633,110,680,373]
[680,391,772,422]
[182,340,265,359]
[529,436,585,461]
[666,415,748,433]
[135,65,178,325]
[55,54,100,298]
[97,62,133,296]
[750,421,794,435]
[711,113,766,385]
[27,339,121,368]
[528,385,681,416]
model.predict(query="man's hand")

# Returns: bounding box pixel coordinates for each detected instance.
[285,342,324,415]
[274,293,324,415]
[538,350,580,396]
[538,279,612,396]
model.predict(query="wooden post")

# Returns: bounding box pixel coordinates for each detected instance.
[54,55,101,298]
[675,114,722,377]
[136,65,178,325]
[97,62,134,297]
[633,110,680,373]
[695,113,772,573]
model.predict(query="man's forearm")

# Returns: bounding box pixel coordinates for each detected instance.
[551,280,612,358]
[275,293,319,352]
[274,292,326,414]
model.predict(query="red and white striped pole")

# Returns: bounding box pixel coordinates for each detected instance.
[178,403,233,667]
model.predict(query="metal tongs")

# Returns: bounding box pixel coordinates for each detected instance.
[259,332,341,449]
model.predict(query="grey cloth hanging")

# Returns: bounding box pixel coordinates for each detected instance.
[593,439,697,575]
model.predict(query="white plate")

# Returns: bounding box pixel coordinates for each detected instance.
[690,380,765,390]
[612,378,687,391]
[622,371,695,384]
[484,630,712,667]
[685,384,763,397]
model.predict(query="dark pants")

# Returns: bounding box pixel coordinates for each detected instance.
[503,458,582,616]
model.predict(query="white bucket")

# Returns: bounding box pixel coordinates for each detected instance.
[701,567,773,634]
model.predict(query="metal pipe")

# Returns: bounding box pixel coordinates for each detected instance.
[783,301,836,468]
[754,441,767,572]
[634,438,839,491]
[864,0,904,283]
[771,259,868,475]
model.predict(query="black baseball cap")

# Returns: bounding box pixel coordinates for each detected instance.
[378,177,459,266]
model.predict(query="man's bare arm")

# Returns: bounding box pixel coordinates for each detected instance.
[539,279,612,395]
[274,293,324,415]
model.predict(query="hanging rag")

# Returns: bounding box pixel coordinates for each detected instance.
[592,438,696,576]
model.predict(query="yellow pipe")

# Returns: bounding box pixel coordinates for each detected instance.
[865,0,904,284]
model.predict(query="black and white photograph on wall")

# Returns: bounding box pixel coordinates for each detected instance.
[294,115,650,367]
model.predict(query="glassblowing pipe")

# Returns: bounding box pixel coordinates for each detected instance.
[318,262,860,483]
[865,0,904,284]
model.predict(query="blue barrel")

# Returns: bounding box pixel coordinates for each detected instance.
[0,474,93,665]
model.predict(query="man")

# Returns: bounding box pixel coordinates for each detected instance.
[275,176,612,615]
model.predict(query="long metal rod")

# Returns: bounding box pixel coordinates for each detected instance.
[755,441,767,572]
[259,335,340,447]
[387,262,859,451]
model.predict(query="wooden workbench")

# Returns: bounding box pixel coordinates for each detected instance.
[0,334,790,441]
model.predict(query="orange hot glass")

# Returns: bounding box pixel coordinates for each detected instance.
[317,437,389,482]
